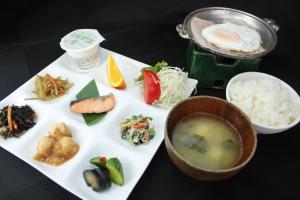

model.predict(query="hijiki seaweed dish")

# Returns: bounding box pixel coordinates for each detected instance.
[0,105,36,139]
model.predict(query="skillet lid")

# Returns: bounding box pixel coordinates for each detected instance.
[177,7,279,59]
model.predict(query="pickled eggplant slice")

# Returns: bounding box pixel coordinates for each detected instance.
[106,157,124,186]
[83,167,111,192]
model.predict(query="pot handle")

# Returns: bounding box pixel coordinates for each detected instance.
[176,24,191,39]
[263,18,280,32]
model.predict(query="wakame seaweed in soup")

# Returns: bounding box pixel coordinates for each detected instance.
[172,113,242,170]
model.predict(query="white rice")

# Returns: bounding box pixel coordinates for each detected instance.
[229,78,300,127]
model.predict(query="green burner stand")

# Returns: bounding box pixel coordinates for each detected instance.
[186,41,261,89]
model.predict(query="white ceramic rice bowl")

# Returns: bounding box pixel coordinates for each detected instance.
[226,72,300,134]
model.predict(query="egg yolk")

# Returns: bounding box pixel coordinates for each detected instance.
[212,28,240,42]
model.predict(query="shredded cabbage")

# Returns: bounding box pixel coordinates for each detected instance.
[155,67,191,109]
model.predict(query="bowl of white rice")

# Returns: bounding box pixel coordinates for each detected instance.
[226,72,300,134]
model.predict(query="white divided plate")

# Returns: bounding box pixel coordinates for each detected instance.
[0,48,197,200]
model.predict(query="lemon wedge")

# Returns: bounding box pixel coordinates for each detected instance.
[107,55,126,88]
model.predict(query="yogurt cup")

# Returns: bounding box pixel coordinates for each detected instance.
[60,29,105,72]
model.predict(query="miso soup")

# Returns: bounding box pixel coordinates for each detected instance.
[172,113,242,170]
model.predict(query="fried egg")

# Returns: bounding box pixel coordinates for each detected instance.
[202,22,262,52]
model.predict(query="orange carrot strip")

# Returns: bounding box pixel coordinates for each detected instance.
[55,80,64,88]
[13,120,18,130]
[131,124,140,129]
[137,122,149,126]
[131,122,149,129]
[46,74,58,95]
[7,106,13,131]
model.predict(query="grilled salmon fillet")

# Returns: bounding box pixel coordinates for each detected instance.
[70,93,115,113]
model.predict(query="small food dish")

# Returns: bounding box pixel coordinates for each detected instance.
[60,29,105,72]
[176,7,279,59]
[226,72,300,134]
[0,105,36,139]
[165,96,257,181]
[135,61,198,108]
[26,74,73,101]
[70,80,113,126]
[88,156,124,186]
[172,113,242,170]
[120,115,155,145]
[34,122,79,166]
[83,156,124,192]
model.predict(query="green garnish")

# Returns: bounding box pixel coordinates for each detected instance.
[135,61,168,82]
[89,156,107,168]
[222,139,236,150]
[76,80,107,126]
[191,135,208,153]
[181,133,208,154]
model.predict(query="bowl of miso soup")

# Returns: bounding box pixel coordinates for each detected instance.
[165,96,257,181]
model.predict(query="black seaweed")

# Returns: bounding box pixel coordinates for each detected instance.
[0,105,36,139]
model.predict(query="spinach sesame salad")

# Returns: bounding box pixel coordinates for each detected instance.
[120,115,155,145]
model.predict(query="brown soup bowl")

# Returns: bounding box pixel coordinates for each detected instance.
[165,96,257,181]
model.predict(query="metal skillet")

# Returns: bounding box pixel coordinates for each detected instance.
[176,7,279,59]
